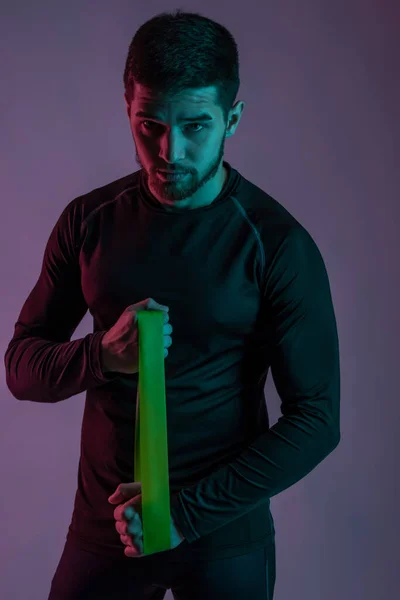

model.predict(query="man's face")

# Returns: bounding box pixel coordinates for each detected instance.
[124,84,244,209]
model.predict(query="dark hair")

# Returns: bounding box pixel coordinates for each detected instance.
[123,9,240,124]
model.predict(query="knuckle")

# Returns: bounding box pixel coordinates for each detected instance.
[115,520,122,534]
[121,534,132,547]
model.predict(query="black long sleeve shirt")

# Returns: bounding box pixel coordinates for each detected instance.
[4,160,340,560]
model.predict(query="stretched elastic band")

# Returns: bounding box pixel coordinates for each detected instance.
[134,310,171,555]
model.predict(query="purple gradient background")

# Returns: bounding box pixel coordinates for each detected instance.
[1,2,399,599]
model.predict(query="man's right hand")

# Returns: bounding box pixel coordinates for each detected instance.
[100,298,172,375]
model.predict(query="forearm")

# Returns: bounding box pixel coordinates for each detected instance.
[170,411,340,544]
[99,335,117,374]
[5,331,117,402]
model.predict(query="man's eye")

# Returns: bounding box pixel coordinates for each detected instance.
[140,121,204,133]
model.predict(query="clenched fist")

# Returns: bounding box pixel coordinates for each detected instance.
[100,298,173,375]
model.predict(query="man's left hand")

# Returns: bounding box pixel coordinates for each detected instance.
[108,481,185,558]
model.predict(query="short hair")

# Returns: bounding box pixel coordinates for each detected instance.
[123,8,240,124]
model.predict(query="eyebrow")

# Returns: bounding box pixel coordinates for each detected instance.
[134,110,214,123]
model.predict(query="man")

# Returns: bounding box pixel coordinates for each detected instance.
[4,13,340,600]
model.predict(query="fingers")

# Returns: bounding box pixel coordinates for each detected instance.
[115,520,129,536]
[113,504,127,521]
[115,514,141,536]
[112,498,144,556]
[115,517,143,549]
[115,520,144,556]
[113,498,139,521]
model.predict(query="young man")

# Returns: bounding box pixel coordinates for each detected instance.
[5,10,340,600]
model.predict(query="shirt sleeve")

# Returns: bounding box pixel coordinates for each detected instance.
[170,226,341,543]
[4,199,118,403]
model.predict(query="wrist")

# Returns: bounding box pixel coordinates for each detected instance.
[100,335,115,373]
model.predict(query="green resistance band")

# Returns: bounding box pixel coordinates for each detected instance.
[134,310,171,555]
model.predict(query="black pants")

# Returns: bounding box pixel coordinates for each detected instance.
[48,536,276,599]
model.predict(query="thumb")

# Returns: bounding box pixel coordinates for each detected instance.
[108,481,142,504]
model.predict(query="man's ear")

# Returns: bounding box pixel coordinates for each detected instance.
[124,92,131,118]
